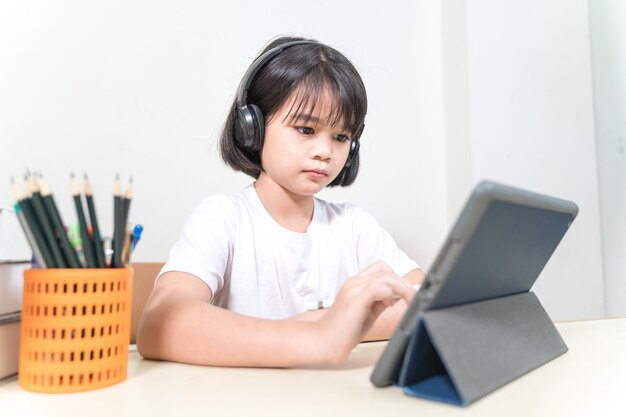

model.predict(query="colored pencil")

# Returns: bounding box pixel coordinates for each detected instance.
[27,175,65,268]
[10,177,49,268]
[84,174,106,268]
[112,175,123,268]
[13,203,46,267]
[14,180,55,268]
[122,177,133,228]
[39,176,82,268]
[71,173,97,268]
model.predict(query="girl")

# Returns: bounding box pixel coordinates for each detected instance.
[137,36,425,367]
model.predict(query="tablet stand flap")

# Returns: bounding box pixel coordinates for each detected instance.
[398,292,568,406]
[397,317,464,405]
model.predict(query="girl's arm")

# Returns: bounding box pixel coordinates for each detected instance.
[136,262,415,367]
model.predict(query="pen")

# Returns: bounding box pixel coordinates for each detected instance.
[131,224,143,251]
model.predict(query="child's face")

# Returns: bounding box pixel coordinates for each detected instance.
[260,88,353,197]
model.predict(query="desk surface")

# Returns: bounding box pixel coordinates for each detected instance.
[1,318,625,417]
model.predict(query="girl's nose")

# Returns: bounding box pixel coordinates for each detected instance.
[311,136,332,161]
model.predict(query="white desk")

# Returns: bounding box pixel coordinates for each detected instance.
[1,318,625,417]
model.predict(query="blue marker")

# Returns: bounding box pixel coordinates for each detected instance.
[131,224,143,251]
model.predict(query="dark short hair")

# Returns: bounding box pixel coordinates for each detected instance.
[219,36,368,187]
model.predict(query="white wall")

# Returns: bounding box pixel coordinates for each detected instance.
[0,1,612,320]
[0,1,447,272]
[589,0,626,318]
[443,0,605,320]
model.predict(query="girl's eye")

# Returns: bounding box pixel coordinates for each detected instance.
[333,134,349,143]
[297,127,315,135]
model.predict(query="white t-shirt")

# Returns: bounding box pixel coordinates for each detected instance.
[159,184,419,319]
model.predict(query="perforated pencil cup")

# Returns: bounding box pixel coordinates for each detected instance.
[18,268,133,393]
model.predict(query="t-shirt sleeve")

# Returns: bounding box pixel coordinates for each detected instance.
[157,195,236,297]
[351,205,420,277]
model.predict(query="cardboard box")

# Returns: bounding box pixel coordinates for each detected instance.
[130,262,163,344]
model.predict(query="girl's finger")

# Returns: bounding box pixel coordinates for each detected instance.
[358,275,416,305]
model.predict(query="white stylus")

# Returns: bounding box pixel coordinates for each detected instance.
[305,283,421,311]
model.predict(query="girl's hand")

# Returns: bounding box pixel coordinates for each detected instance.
[315,261,416,363]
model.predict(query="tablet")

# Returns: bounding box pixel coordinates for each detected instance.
[370,180,578,387]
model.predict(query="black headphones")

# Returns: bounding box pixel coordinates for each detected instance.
[234,40,362,168]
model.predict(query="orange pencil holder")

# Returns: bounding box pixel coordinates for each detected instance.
[18,268,133,393]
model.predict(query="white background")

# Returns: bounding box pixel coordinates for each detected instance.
[589,0,626,318]
[1,0,623,321]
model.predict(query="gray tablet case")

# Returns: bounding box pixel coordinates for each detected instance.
[370,180,578,406]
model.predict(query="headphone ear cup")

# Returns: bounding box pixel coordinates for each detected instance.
[234,40,316,153]
[249,104,265,151]
[344,138,360,168]
[234,104,265,151]
[234,105,255,149]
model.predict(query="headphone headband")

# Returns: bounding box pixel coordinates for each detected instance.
[236,40,317,107]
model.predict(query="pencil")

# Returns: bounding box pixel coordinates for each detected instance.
[10,178,49,268]
[112,174,123,268]
[84,174,106,268]
[14,178,55,268]
[27,174,65,268]
[39,176,82,268]
[71,173,97,268]
[121,222,132,266]
[13,203,46,267]
[122,177,133,227]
